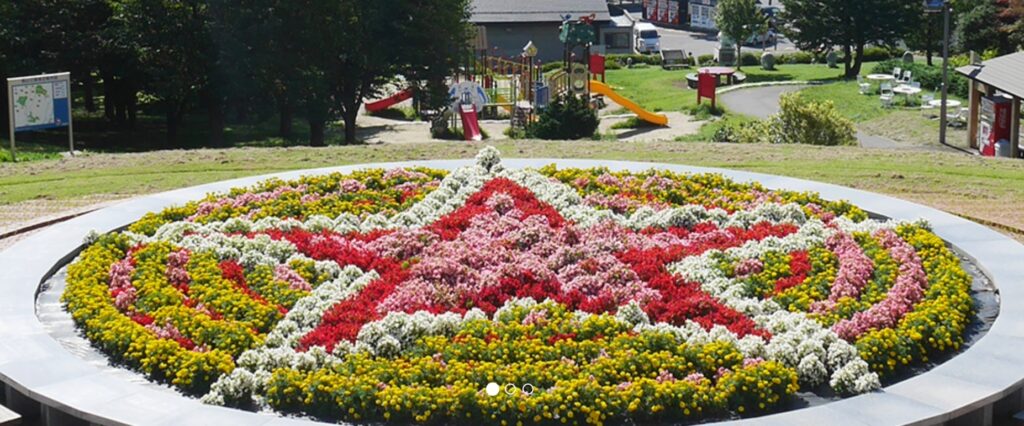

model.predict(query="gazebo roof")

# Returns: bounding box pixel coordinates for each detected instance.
[956,52,1024,99]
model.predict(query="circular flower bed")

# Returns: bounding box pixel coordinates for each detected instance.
[63,148,974,424]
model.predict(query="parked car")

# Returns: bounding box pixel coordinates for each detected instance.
[634,23,661,53]
[743,30,777,46]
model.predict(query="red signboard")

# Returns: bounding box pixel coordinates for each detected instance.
[697,72,717,108]
[589,54,606,81]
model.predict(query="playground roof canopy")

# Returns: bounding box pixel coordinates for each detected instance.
[956,52,1024,99]
[470,0,611,24]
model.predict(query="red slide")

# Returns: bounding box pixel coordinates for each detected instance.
[459,105,482,142]
[365,89,413,113]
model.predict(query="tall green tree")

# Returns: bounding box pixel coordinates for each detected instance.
[781,0,919,78]
[263,0,472,146]
[905,10,946,66]
[715,0,767,70]
[997,0,1024,51]
[111,0,215,146]
[955,1,1003,54]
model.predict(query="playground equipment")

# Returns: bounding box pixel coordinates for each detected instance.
[365,89,413,113]
[447,81,488,141]
[589,80,668,126]
[459,104,482,141]
[555,14,668,127]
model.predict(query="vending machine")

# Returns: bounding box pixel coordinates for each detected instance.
[978,95,1012,157]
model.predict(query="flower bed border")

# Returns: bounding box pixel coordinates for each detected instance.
[0,158,1020,426]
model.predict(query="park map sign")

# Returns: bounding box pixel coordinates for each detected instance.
[6,72,73,161]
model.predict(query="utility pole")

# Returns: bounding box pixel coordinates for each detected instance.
[938,0,951,146]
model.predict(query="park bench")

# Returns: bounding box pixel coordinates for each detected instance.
[660,49,689,70]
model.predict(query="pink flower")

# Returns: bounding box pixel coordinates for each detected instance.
[811,232,873,314]
[596,173,622,188]
[274,264,312,291]
[656,369,676,383]
[742,357,765,367]
[338,179,367,193]
[832,229,927,340]
[683,372,705,384]
[108,258,137,310]
[383,168,429,181]
[734,258,764,278]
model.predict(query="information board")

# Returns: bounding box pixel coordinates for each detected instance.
[6,72,74,161]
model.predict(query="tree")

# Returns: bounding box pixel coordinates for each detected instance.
[715,0,767,70]
[781,0,919,78]
[905,10,946,66]
[209,0,297,139]
[997,0,1024,51]
[262,0,472,146]
[111,0,215,146]
[955,2,1003,54]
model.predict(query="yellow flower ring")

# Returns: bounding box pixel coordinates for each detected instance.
[2,149,1014,426]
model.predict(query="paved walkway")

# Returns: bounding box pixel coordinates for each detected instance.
[719,85,807,118]
[719,84,905,150]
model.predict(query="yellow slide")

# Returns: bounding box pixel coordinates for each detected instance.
[589,80,669,126]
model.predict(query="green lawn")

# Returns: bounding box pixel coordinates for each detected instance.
[604,63,870,114]
[800,81,965,124]
[2,141,1022,239]
[1,108,346,163]
[0,138,66,162]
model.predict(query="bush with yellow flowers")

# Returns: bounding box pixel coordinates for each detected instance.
[128,167,447,236]
[539,165,867,221]
[64,234,237,393]
[62,149,978,420]
[263,302,799,425]
[854,224,973,376]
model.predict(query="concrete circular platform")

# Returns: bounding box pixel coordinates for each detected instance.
[1,158,1021,426]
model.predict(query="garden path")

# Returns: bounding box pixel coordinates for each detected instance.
[719,85,945,151]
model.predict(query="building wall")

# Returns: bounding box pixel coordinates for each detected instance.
[689,0,718,30]
[478,22,614,64]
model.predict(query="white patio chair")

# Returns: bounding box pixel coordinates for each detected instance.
[947,107,968,127]
[880,83,894,108]
[911,81,921,89]
[920,94,935,117]
[857,75,871,94]
[901,70,912,84]
[893,67,902,79]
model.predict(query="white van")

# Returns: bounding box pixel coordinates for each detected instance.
[634,23,661,53]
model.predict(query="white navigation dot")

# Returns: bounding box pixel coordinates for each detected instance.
[485,382,499,396]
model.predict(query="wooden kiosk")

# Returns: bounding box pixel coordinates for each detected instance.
[956,52,1024,158]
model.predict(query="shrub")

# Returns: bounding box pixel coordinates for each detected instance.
[737,53,761,67]
[540,62,565,73]
[368,106,419,121]
[777,51,813,64]
[858,46,894,62]
[870,59,969,96]
[528,94,599,140]
[606,54,662,67]
[714,120,773,144]
[697,54,716,66]
[770,92,856,146]
[432,124,490,140]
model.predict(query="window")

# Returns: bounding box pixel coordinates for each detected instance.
[604,32,630,48]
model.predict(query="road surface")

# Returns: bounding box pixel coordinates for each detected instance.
[655,26,798,57]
